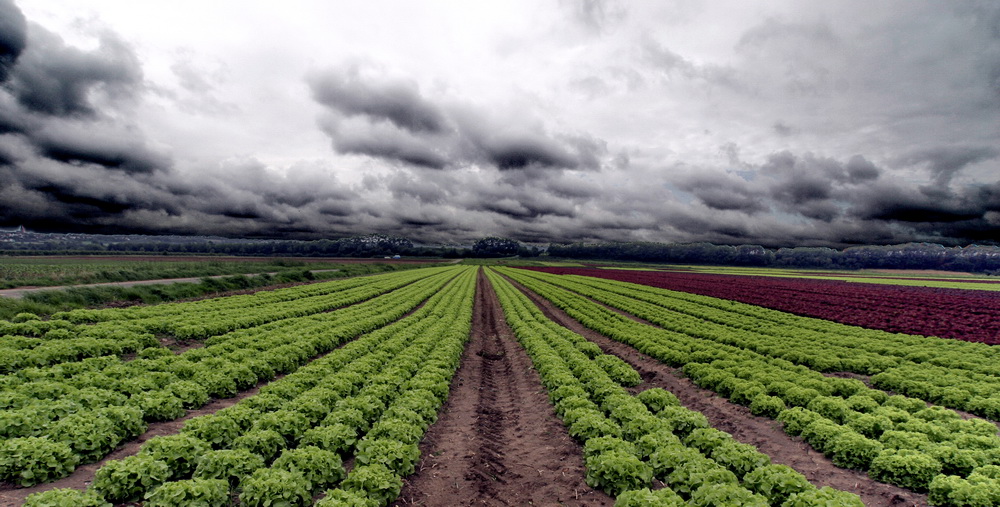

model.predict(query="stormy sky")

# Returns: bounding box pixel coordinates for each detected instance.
[1,0,998,247]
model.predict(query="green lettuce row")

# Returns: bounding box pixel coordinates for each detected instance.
[526,268,1000,389]
[0,331,159,374]
[0,268,462,486]
[499,268,1000,502]
[59,267,443,340]
[0,268,444,377]
[516,269,1000,414]
[51,266,399,323]
[871,365,1000,420]
[504,270,1000,440]
[486,269,862,506]
[28,266,477,506]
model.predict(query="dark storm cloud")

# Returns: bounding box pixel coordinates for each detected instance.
[845,155,879,183]
[675,173,767,213]
[897,145,999,188]
[6,24,142,117]
[308,64,604,172]
[308,66,447,134]
[33,126,170,173]
[481,136,579,170]
[0,0,26,83]
[318,115,448,169]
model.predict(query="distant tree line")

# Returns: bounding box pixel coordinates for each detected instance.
[546,242,1000,274]
[4,230,999,273]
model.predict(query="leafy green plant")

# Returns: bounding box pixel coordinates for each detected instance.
[636,388,680,413]
[657,406,709,438]
[144,478,230,506]
[806,397,852,424]
[354,438,420,476]
[665,460,739,498]
[742,464,814,505]
[138,434,211,480]
[583,437,636,460]
[193,448,264,489]
[315,488,380,507]
[301,423,358,456]
[92,455,171,503]
[49,412,121,463]
[879,430,933,451]
[683,428,731,455]
[710,440,771,479]
[869,449,943,492]
[128,390,187,422]
[367,419,424,446]
[750,394,786,418]
[584,449,653,496]
[776,407,823,437]
[781,486,865,507]
[272,446,345,492]
[98,405,148,440]
[0,437,78,486]
[594,354,642,387]
[613,487,685,506]
[232,429,287,462]
[689,483,769,506]
[828,432,883,470]
[800,419,847,455]
[928,474,1000,507]
[937,450,985,478]
[569,411,623,441]
[22,488,111,507]
[166,380,210,409]
[845,412,894,439]
[239,468,312,507]
[340,464,403,507]
[181,414,241,449]
[647,444,703,478]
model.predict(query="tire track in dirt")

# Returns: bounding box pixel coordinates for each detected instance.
[395,269,612,506]
[504,274,927,507]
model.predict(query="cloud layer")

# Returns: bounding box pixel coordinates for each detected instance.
[0,0,998,247]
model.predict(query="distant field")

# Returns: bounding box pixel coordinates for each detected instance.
[597,264,1000,291]
[529,265,1000,344]
[0,256,436,290]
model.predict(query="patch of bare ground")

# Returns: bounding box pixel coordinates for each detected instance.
[395,269,613,507]
[504,276,928,507]
[0,375,281,506]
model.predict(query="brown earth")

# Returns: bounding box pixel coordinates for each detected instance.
[504,275,928,507]
[395,269,613,507]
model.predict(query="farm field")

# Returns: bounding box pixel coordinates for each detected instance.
[594,265,1000,291]
[0,256,440,290]
[527,266,1000,345]
[1,264,998,506]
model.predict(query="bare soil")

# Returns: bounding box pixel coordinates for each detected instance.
[395,269,613,506]
[505,276,928,507]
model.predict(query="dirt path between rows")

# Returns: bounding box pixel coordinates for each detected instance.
[395,269,613,506]
[505,275,928,507]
